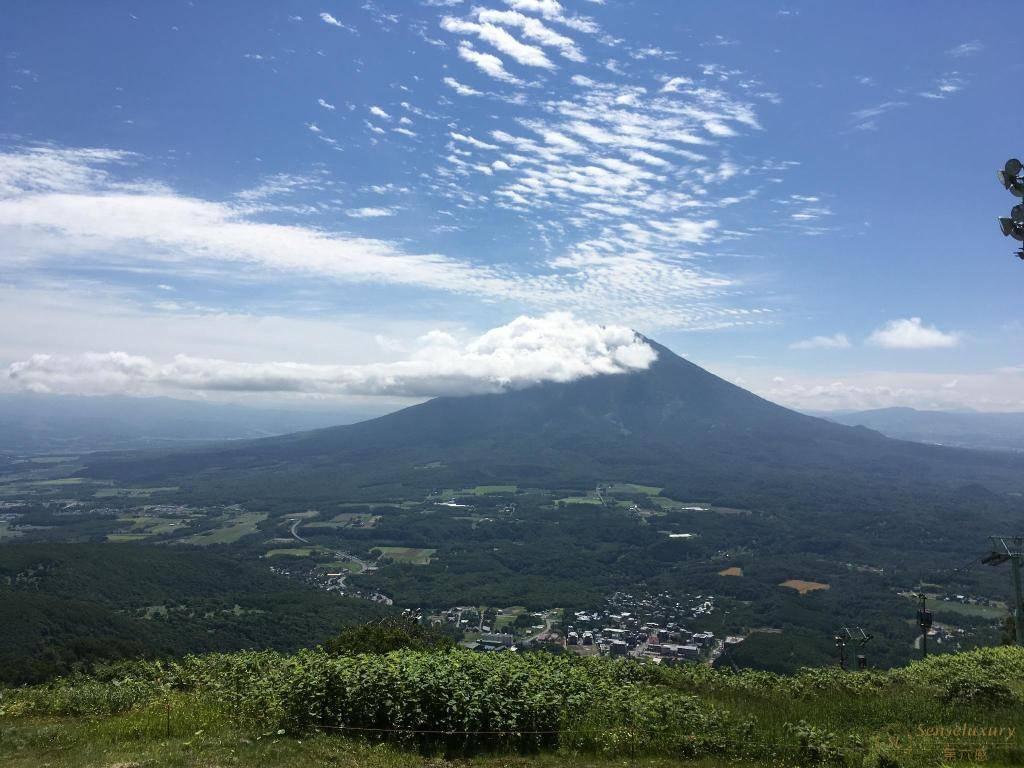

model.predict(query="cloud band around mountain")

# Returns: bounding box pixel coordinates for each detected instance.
[7,313,657,398]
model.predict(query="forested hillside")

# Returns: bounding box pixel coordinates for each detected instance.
[0,544,391,684]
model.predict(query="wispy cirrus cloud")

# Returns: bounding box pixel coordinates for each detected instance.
[790,333,851,350]
[0,144,761,330]
[947,40,983,57]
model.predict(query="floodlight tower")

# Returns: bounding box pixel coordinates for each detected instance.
[983,536,1024,646]
[996,158,1024,260]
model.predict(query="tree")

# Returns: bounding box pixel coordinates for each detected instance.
[323,617,454,655]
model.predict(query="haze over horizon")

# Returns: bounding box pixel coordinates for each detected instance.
[3,1,1023,413]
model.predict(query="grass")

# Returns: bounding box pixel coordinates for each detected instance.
[3,647,1024,767]
[266,547,320,558]
[373,546,436,564]
[469,485,517,495]
[315,560,362,573]
[106,533,152,543]
[925,600,1006,619]
[558,496,602,506]
[606,482,663,495]
[94,486,180,498]
[0,710,785,768]
[182,511,267,545]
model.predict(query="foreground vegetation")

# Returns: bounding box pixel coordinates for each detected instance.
[2,644,1023,767]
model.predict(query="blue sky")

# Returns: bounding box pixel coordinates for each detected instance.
[2,1,1023,412]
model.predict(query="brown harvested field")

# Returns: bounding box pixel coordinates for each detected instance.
[779,579,830,595]
[718,566,743,577]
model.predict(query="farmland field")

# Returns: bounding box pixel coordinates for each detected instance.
[183,511,268,545]
[373,546,436,564]
[779,579,830,595]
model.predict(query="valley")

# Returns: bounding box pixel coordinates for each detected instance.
[0,442,1012,678]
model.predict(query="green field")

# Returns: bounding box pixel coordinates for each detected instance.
[94,486,179,498]
[558,495,602,505]
[315,560,362,573]
[469,485,517,495]
[373,546,436,564]
[105,533,152,543]
[266,547,320,558]
[26,477,88,487]
[929,599,1007,619]
[606,482,663,495]
[183,511,267,545]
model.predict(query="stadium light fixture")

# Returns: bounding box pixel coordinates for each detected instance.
[999,158,1024,197]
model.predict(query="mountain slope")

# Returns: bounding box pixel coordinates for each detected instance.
[81,338,1024,515]
[0,393,384,454]
[817,406,1024,452]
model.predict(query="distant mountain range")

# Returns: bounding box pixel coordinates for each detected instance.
[0,393,387,454]
[81,338,1024,533]
[813,407,1024,453]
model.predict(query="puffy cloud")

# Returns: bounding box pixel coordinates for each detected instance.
[7,313,658,398]
[789,333,851,350]
[866,318,960,349]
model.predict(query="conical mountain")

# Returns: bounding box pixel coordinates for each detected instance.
[84,336,1024,507]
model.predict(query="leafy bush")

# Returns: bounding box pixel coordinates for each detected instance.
[322,617,454,656]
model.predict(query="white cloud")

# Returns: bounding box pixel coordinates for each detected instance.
[456,41,522,83]
[473,8,585,62]
[345,206,395,218]
[947,41,983,57]
[502,0,599,34]
[919,73,964,100]
[720,365,1024,413]
[369,105,391,119]
[317,98,336,110]
[7,313,658,398]
[442,17,554,68]
[0,145,757,331]
[789,333,851,350]
[443,76,483,96]
[319,12,355,31]
[866,318,960,349]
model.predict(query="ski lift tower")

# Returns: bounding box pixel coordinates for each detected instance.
[983,536,1024,646]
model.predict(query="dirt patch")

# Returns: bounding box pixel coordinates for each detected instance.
[779,579,830,595]
[718,566,743,577]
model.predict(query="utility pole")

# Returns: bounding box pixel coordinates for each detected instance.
[915,593,932,659]
[983,536,1024,646]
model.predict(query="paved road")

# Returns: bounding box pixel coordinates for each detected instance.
[287,516,374,574]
